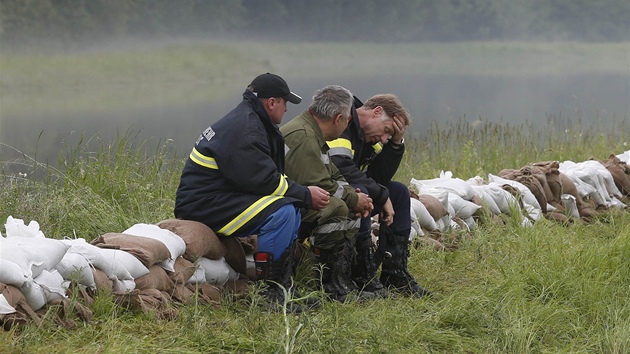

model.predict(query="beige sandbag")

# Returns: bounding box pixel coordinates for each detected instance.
[135,265,175,292]
[221,236,247,275]
[92,233,171,268]
[185,283,222,304]
[91,268,113,293]
[0,282,41,330]
[417,194,449,221]
[167,257,197,285]
[156,219,226,261]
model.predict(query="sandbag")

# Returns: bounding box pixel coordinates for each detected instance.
[91,268,113,293]
[134,265,175,292]
[3,216,45,238]
[167,257,197,285]
[92,233,171,268]
[410,197,438,231]
[60,238,109,270]
[123,224,186,272]
[417,193,449,221]
[97,248,150,280]
[1,236,69,278]
[54,252,96,290]
[197,257,238,286]
[156,219,226,261]
[33,269,68,304]
[0,259,32,288]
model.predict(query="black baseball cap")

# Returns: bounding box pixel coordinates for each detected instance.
[249,73,302,104]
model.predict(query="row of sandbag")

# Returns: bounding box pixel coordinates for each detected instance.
[0,216,254,324]
[408,150,630,238]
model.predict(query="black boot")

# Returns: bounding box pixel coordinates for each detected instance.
[351,232,389,298]
[318,238,376,302]
[254,242,320,313]
[379,226,431,298]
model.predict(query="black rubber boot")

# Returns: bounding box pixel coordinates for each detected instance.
[379,230,431,298]
[255,241,321,313]
[351,232,389,298]
[318,238,376,302]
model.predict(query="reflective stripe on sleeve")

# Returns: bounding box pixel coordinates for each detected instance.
[271,174,289,196]
[189,147,218,169]
[333,181,348,198]
[327,138,354,158]
[218,195,283,235]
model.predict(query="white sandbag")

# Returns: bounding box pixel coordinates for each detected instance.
[523,202,543,222]
[61,238,109,268]
[410,197,438,231]
[609,196,627,209]
[4,216,45,238]
[197,257,238,286]
[112,279,136,293]
[561,194,581,219]
[123,223,186,272]
[34,269,68,304]
[409,205,421,239]
[54,252,96,290]
[581,160,623,198]
[484,182,517,214]
[470,185,502,215]
[187,263,207,284]
[410,174,475,201]
[97,248,149,280]
[0,258,33,288]
[462,216,477,230]
[21,282,46,311]
[0,236,59,278]
[560,161,613,206]
[616,150,630,164]
[0,294,16,314]
[488,174,541,210]
[447,192,481,218]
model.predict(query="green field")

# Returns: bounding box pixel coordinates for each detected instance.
[2,110,630,352]
[2,41,630,352]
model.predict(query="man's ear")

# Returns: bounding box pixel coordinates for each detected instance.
[334,113,344,125]
[373,106,383,117]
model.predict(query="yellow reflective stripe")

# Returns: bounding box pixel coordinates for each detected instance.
[328,138,352,150]
[372,143,383,153]
[218,195,283,235]
[190,147,218,169]
[328,138,354,157]
[271,174,289,196]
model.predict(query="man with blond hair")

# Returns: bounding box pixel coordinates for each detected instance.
[328,94,431,298]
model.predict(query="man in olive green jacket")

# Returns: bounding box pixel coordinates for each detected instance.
[281,85,374,302]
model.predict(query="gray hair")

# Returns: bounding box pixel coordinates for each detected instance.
[309,85,353,122]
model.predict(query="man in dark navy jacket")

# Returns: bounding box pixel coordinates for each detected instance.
[175,73,330,311]
[328,94,431,298]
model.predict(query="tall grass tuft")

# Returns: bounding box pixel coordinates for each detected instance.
[0,129,182,240]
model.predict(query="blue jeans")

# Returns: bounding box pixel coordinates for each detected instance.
[249,204,301,259]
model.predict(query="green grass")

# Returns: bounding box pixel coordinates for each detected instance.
[2,116,630,352]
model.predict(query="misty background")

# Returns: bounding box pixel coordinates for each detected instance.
[1,0,629,167]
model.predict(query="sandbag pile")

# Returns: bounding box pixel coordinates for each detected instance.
[407,150,630,248]
[0,217,256,330]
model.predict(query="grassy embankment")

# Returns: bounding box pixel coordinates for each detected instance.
[1,41,630,353]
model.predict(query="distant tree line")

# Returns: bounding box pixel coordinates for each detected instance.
[1,0,628,47]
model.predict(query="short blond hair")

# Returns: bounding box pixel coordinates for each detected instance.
[363,94,411,126]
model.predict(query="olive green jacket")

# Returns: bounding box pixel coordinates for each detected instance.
[281,110,358,209]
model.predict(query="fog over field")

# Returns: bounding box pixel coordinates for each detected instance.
[1,1,629,164]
